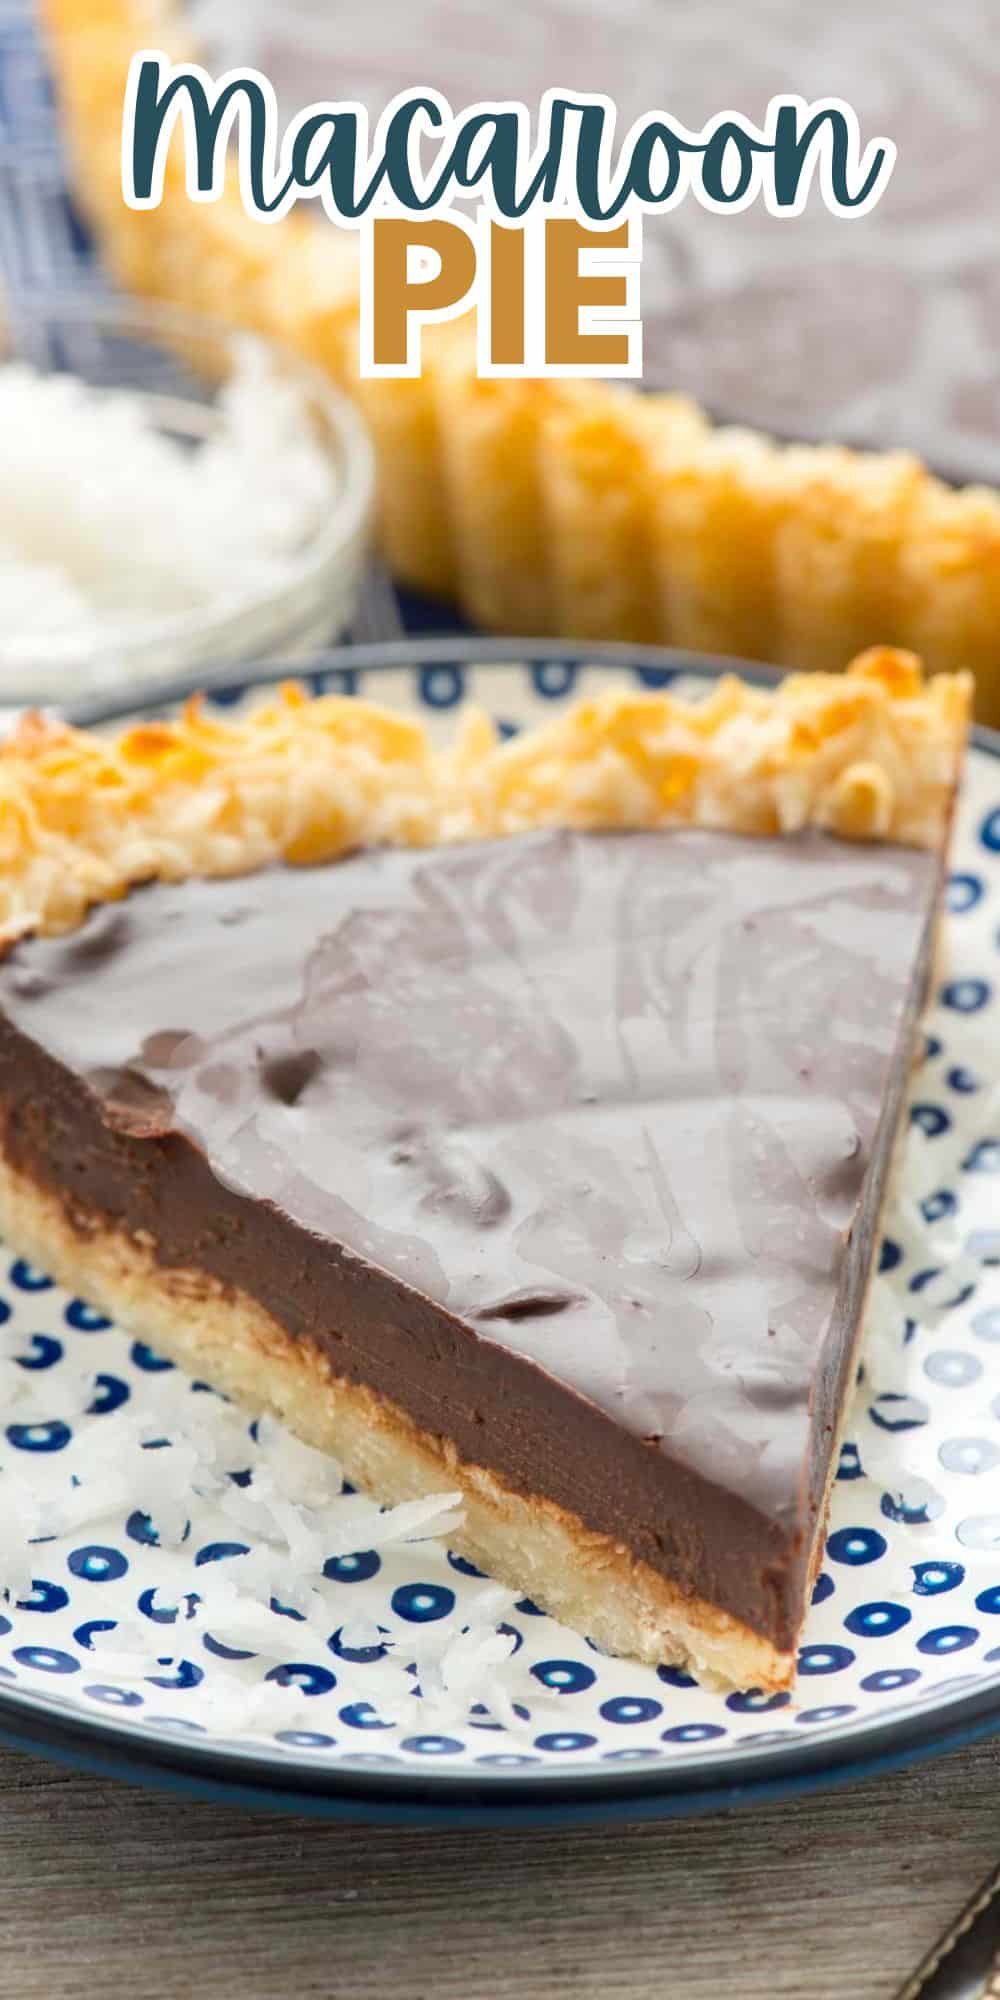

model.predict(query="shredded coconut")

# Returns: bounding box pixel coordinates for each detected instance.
[0,1344,537,1736]
[0,341,341,692]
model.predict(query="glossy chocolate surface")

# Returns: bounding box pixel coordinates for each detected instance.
[0,829,939,1644]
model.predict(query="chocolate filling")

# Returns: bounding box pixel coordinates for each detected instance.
[0,827,939,1649]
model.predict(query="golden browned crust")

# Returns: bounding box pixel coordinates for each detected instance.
[0,1138,794,1689]
[38,0,1000,721]
[0,650,970,942]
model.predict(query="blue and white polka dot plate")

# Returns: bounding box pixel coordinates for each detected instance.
[1,641,999,1825]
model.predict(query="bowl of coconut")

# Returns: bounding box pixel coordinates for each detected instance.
[0,294,374,712]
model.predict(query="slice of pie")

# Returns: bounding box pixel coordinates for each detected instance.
[0,652,970,1688]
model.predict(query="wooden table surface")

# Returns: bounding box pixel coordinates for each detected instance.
[1,1733,998,1999]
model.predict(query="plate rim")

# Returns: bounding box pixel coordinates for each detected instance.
[2,1676,1000,1826]
[3,634,999,1823]
[61,634,1000,763]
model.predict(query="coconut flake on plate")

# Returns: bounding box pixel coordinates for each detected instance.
[30,1364,100,1423]
[312,1490,465,1560]
[0,1326,537,1736]
[251,1412,343,1505]
[84,1619,166,1680]
[0,1357,29,1413]
[0,1479,45,1601]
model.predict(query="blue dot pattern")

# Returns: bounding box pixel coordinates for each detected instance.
[67,1546,129,1584]
[599,1696,663,1724]
[9,1260,53,1292]
[323,1550,381,1584]
[911,1104,951,1138]
[798,1645,856,1675]
[6,1419,71,1453]
[13,1646,79,1674]
[16,1333,62,1370]
[65,1301,110,1332]
[531,1659,597,1695]
[17,1580,69,1614]
[130,1341,173,1371]
[531,660,578,699]
[941,979,992,1014]
[946,873,985,913]
[339,1701,394,1731]
[844,1602,911,1639]
[418,663,464,709]
[329,1625,388,1665]
[827,1527,887,1566]
[389,1583,455,1623]
[913,1562,965,1596]
[916,1625,979,1656]
[265,1663,336,1696]
[0,657,997,1786]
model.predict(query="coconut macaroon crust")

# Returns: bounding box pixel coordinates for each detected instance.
[0,654,969,1689]
[38,0,1000,721]
[0,648,971,944]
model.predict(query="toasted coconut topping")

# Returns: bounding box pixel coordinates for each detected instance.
[0,650,971,943]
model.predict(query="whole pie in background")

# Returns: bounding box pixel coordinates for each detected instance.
[36,0,1000,724]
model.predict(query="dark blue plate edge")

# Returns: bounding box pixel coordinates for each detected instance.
[2,1675,1000,1829]
[1,635,996,1824]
